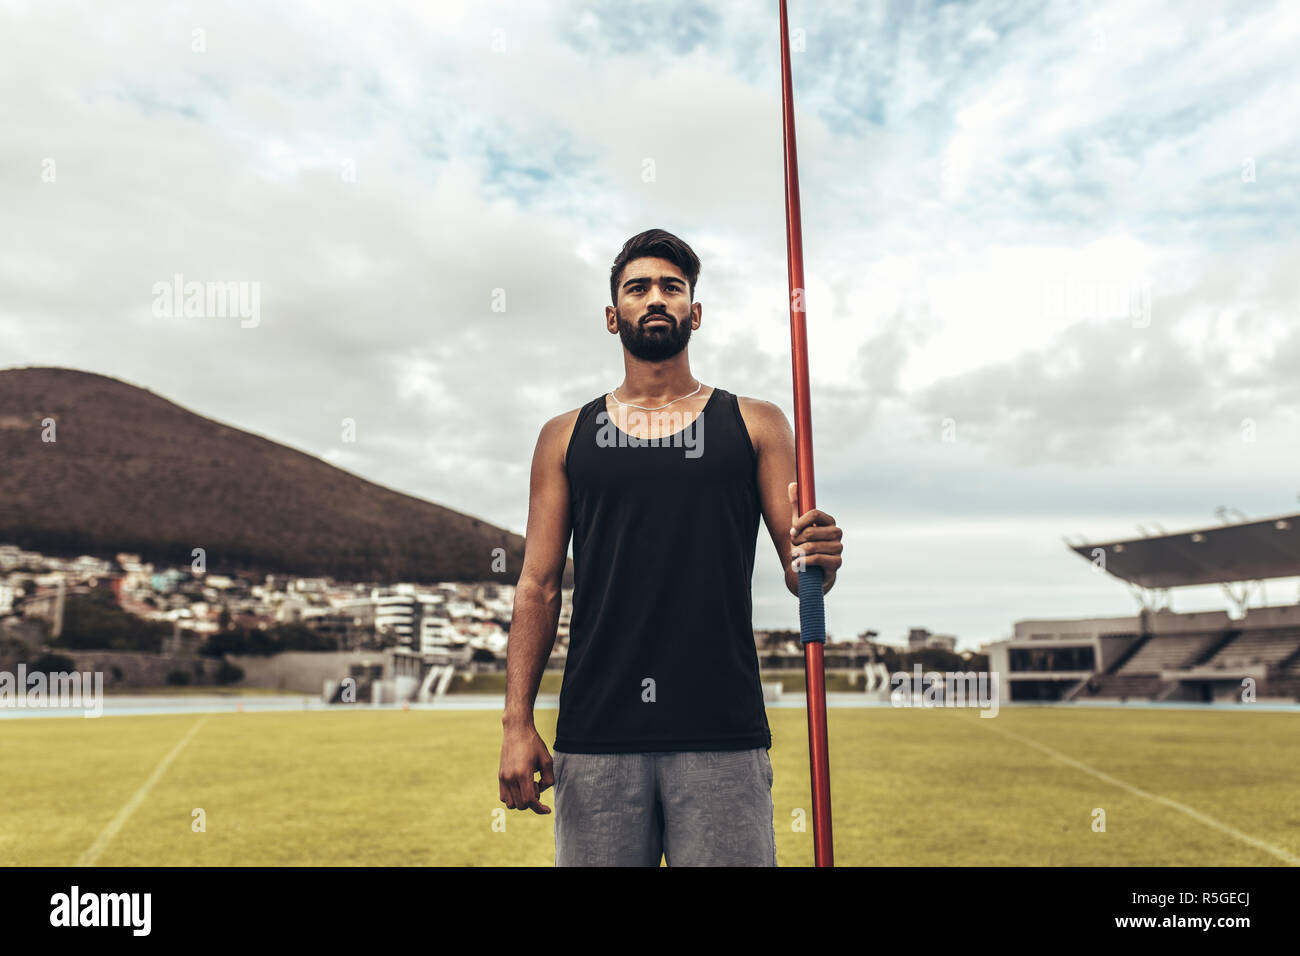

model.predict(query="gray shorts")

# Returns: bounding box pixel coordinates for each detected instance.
[552,748,777,867]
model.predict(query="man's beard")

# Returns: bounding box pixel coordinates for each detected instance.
[615,308,693,362]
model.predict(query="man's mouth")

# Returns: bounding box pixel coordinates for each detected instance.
[644,318,671,327]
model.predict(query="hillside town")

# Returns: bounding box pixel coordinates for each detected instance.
[0,543,970,701]
[0,543,539,657]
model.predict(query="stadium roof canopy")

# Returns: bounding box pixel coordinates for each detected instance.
[1070,513,1300,588]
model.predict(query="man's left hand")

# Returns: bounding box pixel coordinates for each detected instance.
[787,481,842,594]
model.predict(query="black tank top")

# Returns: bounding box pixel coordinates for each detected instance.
[555,386,772,753]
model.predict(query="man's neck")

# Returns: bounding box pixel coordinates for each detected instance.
[615,358,700,406]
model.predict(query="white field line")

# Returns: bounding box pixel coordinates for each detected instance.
[76,717,208,866]
[973,716,1300,866]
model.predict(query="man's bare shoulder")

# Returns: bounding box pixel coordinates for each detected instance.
[734,395,791,453]
[735,395,786,418]
[539,404,588,470]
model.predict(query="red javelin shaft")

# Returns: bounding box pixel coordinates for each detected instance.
[779,0,834,867]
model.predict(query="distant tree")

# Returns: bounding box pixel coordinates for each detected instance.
[57,589,169,652]
[898,648,952,672]
[200,628,269,657]
[271,622,339,652]
[900,647,976,673]
[165,669,191,686]
[27,652,77,674]
[876,646,903,672]
[200,631,241,658]
[200,622,337,657]
[761,629,800,650]
[215,661,244,685]
[0,635,32,661]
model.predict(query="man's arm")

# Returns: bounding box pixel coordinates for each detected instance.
[498,410,576,814]
[739,397,842,597]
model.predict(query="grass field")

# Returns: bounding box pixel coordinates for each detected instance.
[3,705,1298,866]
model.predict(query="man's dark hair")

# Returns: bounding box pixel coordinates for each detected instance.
[609,228,701,305]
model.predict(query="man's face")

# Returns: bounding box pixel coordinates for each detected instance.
[608,256,698,362]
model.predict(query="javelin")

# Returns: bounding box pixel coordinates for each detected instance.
[779,0,834,867]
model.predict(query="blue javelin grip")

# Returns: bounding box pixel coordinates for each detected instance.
[798,565,826,645]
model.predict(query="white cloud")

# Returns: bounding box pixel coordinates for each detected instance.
[3,0,1299,647]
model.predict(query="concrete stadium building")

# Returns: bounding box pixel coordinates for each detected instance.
[987,511,1300,703]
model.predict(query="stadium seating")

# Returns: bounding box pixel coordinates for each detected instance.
[1202,629,1300,671]
[1257,675,1300,697]
[1118,634,1219,674]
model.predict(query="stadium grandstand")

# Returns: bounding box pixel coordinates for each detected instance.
[986,511,1300,703]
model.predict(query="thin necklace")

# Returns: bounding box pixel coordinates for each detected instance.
[610,379,703,411]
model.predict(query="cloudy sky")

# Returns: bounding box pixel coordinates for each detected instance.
[3,0,1299,648]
